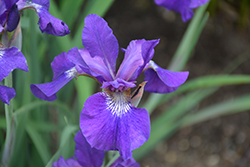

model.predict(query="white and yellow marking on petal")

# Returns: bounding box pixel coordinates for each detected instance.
[105,90,131,117]
[65,67,78,78]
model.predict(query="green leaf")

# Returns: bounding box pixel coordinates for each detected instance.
[159,75,250,105]
[61,0,85,28]
[181,94,250,126]
[75,77,96,112]
[45,125,78,167]
[168,3,209,71]
[13,101,72,119]
[0,117,6,128]
[26,122,51,164]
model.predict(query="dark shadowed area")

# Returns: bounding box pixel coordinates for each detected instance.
[105,0,250,166]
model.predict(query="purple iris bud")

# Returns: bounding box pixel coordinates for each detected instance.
[52,131,105,167]
[24,0,70,36]
[0,46,28,104]
[154,0,210,22]
[31,14,189,159]
[0,0,70,36]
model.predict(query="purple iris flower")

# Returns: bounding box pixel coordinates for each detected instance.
[31,14,189,159]
[0,0,70,36]
[0,46,28,104]
[154,0,210,22]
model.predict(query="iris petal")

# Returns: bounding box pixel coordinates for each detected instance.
[6,4,19,32]
[51,49,75,80]
[189,0,210,8]
[154,0,209,22]
[144,61,189,93]
[75,131,105,167]
[80,92,150,159]
[129,39,159,81]
[82,14,119,77]
[0,85,16,105]
[30,68,77,101]
[52,156,81,167]
[110,156,140,167]
[0,47,28,81]
[77,48,113,82]
[116,40,145,81]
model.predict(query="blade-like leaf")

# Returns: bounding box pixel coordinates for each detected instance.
[182,94,250,126]
[26,122,51,164]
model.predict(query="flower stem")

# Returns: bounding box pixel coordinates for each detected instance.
[1,73,15,167]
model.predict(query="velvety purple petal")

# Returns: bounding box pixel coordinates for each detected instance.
[25,1,70,36]
[82,14,119,76]
[0,47,28,81]
[16,0,26,10]
[77,48,113,82]
[51,50,75,80]
[80,92,150,159]
[0,25,4,33]
[30,70,76,101]
[0,85,15,104]
[101,78,136,92]
[6,4,19,32]
[189,0,210,8]
[129,39,159,81]
[3,0,18,9]
[52,156,81,167]
[110,156,140,167]
[144,61,189,93]
[31,0,50,10]
[116,40,145,81]
[74,131,105,167]
[154,0,194,22]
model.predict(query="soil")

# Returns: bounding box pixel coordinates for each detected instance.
[105,0,250,166]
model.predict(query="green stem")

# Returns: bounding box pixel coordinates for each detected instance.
[1,73,15,167]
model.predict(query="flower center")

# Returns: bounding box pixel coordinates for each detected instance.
[105,91,131,117]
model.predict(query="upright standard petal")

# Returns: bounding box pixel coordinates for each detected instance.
[24,0,70,36]
[82,14,119,77]
[80,92,150,159]
[128,39,159,81]
[116,40,145,81]
[144,61,189,93]
[74,131,105,167]
[76,48,113,83]
[0,86,16,105]
[6,3,19,32]
[30,50,77,101]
